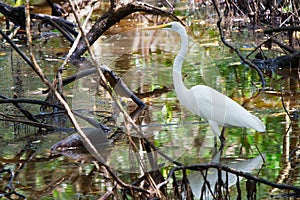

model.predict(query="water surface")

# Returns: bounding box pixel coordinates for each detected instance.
[0,1,299,199]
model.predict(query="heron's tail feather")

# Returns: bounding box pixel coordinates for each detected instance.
[248,115,266,132]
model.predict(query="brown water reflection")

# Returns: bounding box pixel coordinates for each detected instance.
[0,0,299,199]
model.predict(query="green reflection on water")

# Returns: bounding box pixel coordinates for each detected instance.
[0,1,298,199]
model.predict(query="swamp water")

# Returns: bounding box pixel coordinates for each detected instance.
[0,1,299,199]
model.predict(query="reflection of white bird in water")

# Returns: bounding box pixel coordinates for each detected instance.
[145,22,265,140]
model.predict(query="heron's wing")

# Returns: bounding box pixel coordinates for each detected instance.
[222,93,265,131]
[190,85,226,125]
[191,85,265,132]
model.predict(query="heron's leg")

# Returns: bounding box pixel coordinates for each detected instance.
[208,120,221,136]
[219,127,226,143]
[209,120,221,147]
[214,135,218,148]
[218,140,225,152]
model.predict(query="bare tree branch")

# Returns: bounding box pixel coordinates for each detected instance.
[70,1,181,60]
[211,0,266,88]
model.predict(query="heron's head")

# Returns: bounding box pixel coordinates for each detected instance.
[143,21,185,33]
[162,22,185,32]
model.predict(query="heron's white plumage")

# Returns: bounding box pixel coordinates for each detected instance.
[164,22,266,136]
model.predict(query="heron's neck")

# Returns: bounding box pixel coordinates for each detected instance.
[173,29,189,96]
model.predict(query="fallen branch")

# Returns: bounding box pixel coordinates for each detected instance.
[264,26,300,35]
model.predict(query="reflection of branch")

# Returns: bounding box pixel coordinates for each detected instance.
[271,93,291,194]
[157,163,300,192]
[200,170,215,198]
[0,95,65,130]
[280,89,292,121]
[0,95,39,122]
[211,0,265,88]
[0,169,26,199]
[141,138,183,166]
[241,88,263,107]
[33,177,66,199]
[217,18,265,87]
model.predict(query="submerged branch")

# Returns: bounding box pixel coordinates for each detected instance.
[0,95,40,123]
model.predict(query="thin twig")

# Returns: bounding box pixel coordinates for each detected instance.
[68,0,96,65]
[25,0,107,164]
[211,0,266,88]
[67,3,159,191]
[25,1,151,195]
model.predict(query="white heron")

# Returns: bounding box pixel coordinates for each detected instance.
[145,22,265,139]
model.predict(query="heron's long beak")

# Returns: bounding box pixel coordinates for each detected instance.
[142,24,171,30]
